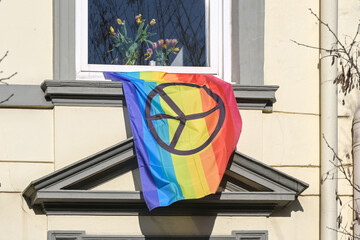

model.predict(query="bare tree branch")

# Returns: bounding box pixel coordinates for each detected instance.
[323,135,360,192]
[291,39,338,52]
[0,51,8,64]
[0,51,16,102]
[293,8,360,95]
[0,93,13,104]
[0,72,17,84]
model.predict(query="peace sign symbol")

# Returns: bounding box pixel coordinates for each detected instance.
[145,82,225,155]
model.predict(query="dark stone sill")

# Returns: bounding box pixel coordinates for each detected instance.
[0,81,278,111]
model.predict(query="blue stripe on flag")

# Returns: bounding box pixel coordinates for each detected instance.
[145,82,184,206]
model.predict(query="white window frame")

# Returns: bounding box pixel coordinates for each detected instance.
[74,0,232,82]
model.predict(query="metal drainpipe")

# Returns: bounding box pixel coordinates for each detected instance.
[320,0,338,239]
[353,107,360,236]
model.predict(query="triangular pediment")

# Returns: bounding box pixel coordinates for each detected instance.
[23,138,308,216]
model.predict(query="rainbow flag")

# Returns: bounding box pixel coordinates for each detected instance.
[104,71,242,210]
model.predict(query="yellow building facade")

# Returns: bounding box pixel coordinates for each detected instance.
[0,0,359,239]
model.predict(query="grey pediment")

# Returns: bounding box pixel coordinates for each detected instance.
[23,138,308,216]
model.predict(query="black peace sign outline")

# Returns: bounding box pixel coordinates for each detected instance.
[145,82,225,155]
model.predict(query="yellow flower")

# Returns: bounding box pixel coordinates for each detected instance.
[163,44,167,49]
[110,26,115,35]
[135,14,142,24]
[172,47,180,52]
[150,19,156,26]
[117,18,124,25]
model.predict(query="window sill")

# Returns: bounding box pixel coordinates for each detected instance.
[41,80,278,111]
[0,81,278,112]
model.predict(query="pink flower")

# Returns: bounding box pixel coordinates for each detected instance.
[152,42,158,50]
[144,48,153,60]
[147,48,153,55]
[158,39,164,46]
[171,39,178,46]
[166,39,171,46]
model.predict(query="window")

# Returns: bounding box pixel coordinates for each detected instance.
[54,0,264,85]
[76,0,226,80]
[88,1,208,67]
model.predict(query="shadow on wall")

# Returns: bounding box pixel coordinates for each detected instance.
[135,145,222,236]
[137,199,304,236]
[270,199,304,217]
[131,147,217,236]
[138,215,217,236]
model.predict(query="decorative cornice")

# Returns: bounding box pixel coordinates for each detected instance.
[231,85,279,112]
[41,80,125,107]
[23,138,308,216]
[231,151,309,196]
[0,81,278,111]
[48,230,268,239]
[40,80,279,111]
[34,190,290,216]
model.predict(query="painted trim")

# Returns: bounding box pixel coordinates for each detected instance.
[0,82,277,110]
[41,80,125,107]
[232,85,278,112]
[0,85,53,108]
[54,0,76,80]
[48,230,268,240]
[34,190,288,216]
[234,230,268,240]
[23,138,307,216]
[41,80,278,110]
[232,151,309,196]
[232,0,265,85]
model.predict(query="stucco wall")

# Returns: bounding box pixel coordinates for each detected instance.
[1,0,359,239]
[0,0,53,85]
[0,109,53,240]
[336,0,360,236]
[237,0,321,238]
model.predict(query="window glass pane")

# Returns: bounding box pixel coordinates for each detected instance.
[88,0,207,67]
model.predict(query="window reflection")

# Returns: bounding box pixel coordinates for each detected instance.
[88,0,207,67]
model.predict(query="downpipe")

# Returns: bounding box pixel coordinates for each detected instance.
[320,0,338,240]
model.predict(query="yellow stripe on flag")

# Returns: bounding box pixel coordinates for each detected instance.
[162,83,211,198]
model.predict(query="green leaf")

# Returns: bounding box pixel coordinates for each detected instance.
[129,42,138,53]
[135,22,144,42]
[122,23,127,37]
[144,25,149,34]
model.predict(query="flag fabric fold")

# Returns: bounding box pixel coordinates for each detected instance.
[104,71,242,210]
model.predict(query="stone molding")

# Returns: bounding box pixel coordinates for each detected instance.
[0,81,278,111]
[48,230,268,240]
[23,138,308,216]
